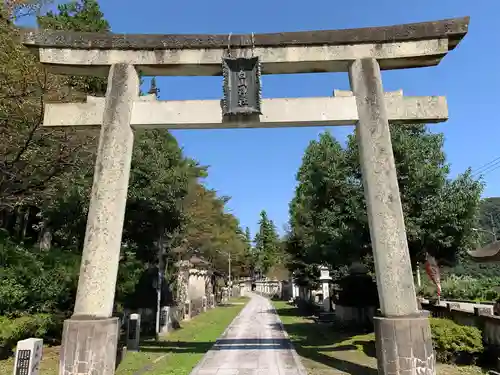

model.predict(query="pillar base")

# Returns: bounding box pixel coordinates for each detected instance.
[60,317,120,375]
[374,311,435,375]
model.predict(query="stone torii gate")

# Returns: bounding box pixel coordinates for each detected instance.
[22,16,469,375]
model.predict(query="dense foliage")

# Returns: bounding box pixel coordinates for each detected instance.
[0,235,79,315]
[286,127,483,287]
[477,197,500,245]
[430,318,484,364]
[0,0,251,353]
[253,210,281,275]
[418,274,500,302]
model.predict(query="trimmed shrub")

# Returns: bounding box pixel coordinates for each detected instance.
[336,273,379,308]
[296,298,320,316]
[430,317,483,364]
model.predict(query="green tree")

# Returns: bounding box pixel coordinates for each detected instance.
[478,197,500,244]
[181,181,248,278]
[287,125,483,282]
[244,227,252,252]
[287,132,364,274]
[38,0,109,97]
[242,227,255,275]
[30,0,113,250]
[0,4,97,244]
[124,129,202,264]
[346,125,483,265]
[254,210,281,276]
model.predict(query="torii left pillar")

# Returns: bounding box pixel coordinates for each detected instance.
[60,64,139,375]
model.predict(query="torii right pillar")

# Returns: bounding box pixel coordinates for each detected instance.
[349,58,434,375]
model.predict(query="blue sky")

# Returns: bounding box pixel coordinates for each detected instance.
[33,0,500,238]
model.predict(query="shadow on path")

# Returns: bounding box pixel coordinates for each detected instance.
[271,306,378,375]
[139,338,296,354]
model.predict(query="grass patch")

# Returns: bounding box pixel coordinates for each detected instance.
[118,300,247,375]
[273,301,487,375]
[0,299,247,375]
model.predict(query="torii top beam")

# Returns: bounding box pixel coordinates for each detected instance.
[20,17,469,77]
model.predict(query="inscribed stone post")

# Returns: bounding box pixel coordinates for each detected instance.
[127,314,141,352]
[319,266,332,312]
[202,296,208,312]
[160,306,169,334]
[349,58,434,375]
[13,338,43,375]
[60,64,139,375]
[185,300,192,320]
[291,282,298,300]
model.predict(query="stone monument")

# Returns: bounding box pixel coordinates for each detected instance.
[126,313,140,352]
[21,16,469,375]
[202,295,208,312]
[13,338,43,375]
[319,265,332,312]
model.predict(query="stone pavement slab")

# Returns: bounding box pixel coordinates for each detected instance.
[189,293,307,375]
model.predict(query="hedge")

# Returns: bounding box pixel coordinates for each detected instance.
[430,317,483,364]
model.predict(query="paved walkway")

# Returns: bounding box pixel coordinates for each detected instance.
[189,293,307,375]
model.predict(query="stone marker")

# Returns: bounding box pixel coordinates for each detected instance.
[126,313,140,352]
[159,306,170,333]
[202,296,207,312]
[13,338,43,375]
[291,279,299,301]
[222,288,228,303]
[319,266,332,312]
[184,300,191,320]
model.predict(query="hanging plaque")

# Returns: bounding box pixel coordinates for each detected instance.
[222,56,262,117]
